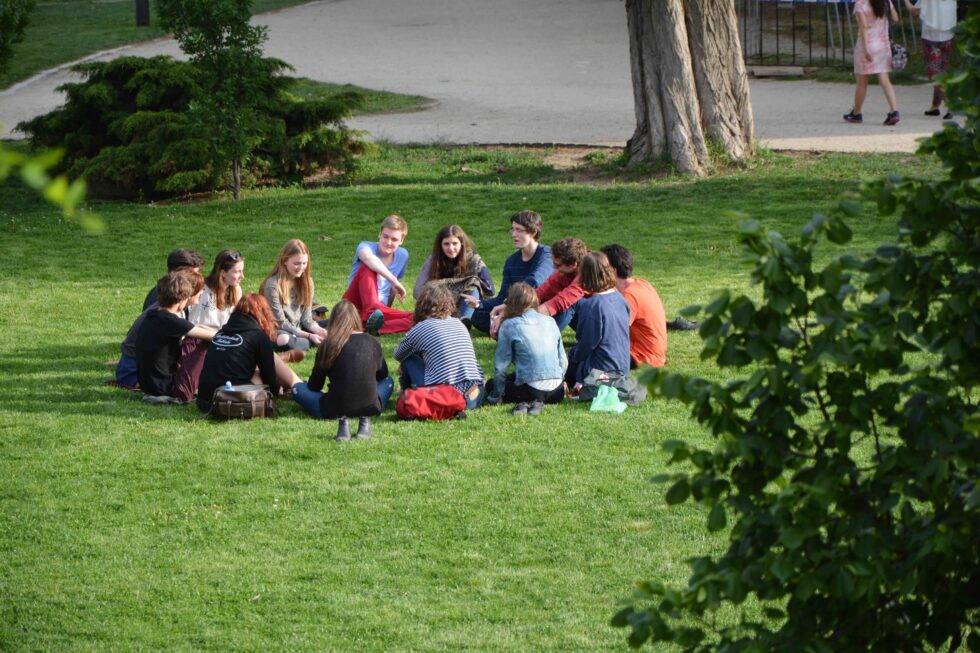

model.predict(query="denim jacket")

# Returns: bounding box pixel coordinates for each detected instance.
[490,309,568,398]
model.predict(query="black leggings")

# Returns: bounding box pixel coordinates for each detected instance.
[486,373,564,404]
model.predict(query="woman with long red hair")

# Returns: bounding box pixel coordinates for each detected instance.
[196,293,302,414]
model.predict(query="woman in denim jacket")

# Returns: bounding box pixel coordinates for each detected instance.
[485,283,567,416]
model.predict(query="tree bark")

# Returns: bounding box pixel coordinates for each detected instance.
[233,158,241,201]
[626,0,754,175]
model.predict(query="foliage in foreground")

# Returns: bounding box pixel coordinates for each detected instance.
[615,10,980,652]
[0,0,34,75]
[19,54,365,200]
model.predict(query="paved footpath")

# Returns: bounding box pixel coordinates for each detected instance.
[0,0,946,152]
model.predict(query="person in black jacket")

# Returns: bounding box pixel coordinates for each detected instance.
[291,300,394,441]
[197,293,302,414]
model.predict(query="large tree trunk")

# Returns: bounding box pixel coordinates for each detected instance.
[626,0,754,175]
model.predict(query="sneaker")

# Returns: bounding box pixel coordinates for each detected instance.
[667,316,700,331]
[278,349,305,364]
[943,112,953,120]
[843,110,863,123]
[512,402,529,416]
[527,400,545,417]
[884,111,900,126]
[365,309,385,336]
[924,108,940,116]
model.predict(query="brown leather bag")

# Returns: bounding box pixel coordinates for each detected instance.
[210,384,277,420]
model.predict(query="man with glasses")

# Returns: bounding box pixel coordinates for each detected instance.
[464,211,554,335]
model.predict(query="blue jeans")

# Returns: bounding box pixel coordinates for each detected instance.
[457,291,477,321]
[115,354,138,388]
[292,377,394,419]
[399,354,485,410]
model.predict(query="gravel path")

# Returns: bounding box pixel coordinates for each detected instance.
[0,0,946,152]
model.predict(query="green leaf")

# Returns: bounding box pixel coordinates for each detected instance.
[665,479,690,506]
[707,503,727,532]
[780,527,805,550]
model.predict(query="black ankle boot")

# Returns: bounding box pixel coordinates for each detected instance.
[335,417,351,442]
[356,417,373,439]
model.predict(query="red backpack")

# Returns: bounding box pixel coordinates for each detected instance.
[396,385,467,420]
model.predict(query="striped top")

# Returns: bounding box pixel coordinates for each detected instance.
[394,317,484,391]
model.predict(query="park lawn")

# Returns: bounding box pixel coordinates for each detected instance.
[0,0,316,90]
[0,147,940,651]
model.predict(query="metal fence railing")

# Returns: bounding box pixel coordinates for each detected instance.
[737,0,919,68]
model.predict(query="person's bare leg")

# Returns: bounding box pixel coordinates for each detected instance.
[878,73,898,112]
[273,356,302,388]
[852,74,869,114]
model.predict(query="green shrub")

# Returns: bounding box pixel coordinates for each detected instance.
[614,9,980,652]
[19,55,365,199]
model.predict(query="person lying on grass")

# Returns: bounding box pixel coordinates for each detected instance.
[292,300,394,441]
[485,282,567,417]
[395,284,486,410]
[413,223,494,327]
[196,293,304,415]
[342,214,413,335]
[464,210,554,336]
[601,244,667,369]
[135,268,217,402]
[261,238,328,354]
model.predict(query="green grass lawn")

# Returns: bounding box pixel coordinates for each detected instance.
[0,0,316,90]
[0,146,941,651]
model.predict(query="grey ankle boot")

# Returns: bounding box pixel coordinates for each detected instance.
[335,417,351,442]
[356,416,373,439]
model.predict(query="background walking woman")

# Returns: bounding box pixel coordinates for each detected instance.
[904,0,957,118]
[844,0,900,126]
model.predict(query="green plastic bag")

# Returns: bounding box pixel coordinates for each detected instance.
[589,384,627,413]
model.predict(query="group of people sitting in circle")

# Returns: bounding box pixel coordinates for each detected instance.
[114,211,676,440]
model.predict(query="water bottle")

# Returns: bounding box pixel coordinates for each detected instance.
[225,381,233,390]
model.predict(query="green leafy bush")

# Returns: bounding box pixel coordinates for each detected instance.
[19,55,365,199]
[615,9,980,652]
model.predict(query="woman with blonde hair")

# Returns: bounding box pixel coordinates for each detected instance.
[566,252,631,388]
[413,224,494,326]
[261,239,327,352]
[291,300,394,440]
[486,282,567,416]
[196,293,302,414]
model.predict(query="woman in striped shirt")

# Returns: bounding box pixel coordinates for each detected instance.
[394,285,485,410]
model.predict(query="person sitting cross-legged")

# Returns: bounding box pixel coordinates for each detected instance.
[291,300,395,441]
[464,210,553,336]
[485,282,568,417]
[601,244,667,368]
[135,269,217,402]
[395,285,485,410]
